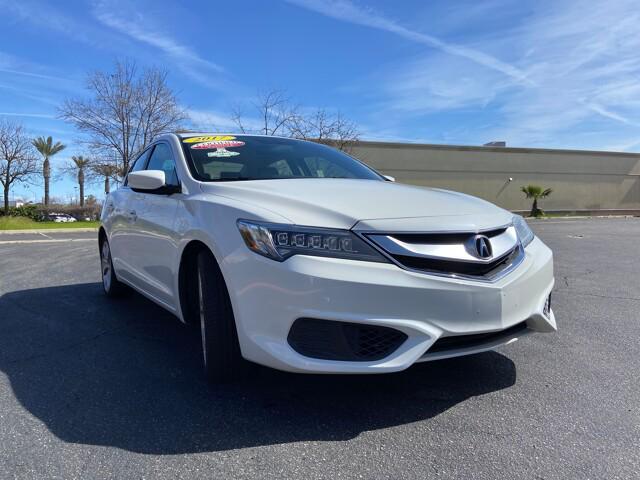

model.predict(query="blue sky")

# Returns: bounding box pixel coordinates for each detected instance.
[2,0,640,201]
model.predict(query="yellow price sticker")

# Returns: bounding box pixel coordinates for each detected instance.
[183,135,236,143]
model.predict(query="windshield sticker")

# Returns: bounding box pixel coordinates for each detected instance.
[192,139,245,158]
[207,149,241,158]
[191,140,245,150]
[183,135,237,143]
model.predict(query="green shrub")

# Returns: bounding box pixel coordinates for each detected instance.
[0,204,101,221]
[521,185,553,217]
[0,204,39,219]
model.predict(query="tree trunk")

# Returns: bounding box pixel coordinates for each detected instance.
[78,169,85,207]
[3,185,8,215]
[43,157,50,205]
[531,198,539,217]
[104,176,110,194]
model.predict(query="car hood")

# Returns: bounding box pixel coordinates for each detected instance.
[200,179,513,232]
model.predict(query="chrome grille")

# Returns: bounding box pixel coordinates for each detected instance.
[363,225,524,281]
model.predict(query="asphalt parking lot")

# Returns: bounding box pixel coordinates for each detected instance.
[0,218,638,479]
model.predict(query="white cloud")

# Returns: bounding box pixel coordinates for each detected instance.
[0,112,55,119]
[0,51,75,86]
[0,52,78,107]
[0,0,111,47]
[296,0,640,150]
[285,0,532,84]
[0,83,61,106]
[586,104,636,127]
[373,53,510,114]
[93,3,225,89]
[0,68,61,82]
[187,109,263,133]
[187,109,238,131]
[0,0,227,90]
[486,0,640,148]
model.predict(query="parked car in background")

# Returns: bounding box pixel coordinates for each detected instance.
[47,213,77,223]
[99,133,556,383]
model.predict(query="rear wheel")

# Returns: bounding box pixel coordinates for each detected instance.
[100,237,127,297]
[197,250,245,383]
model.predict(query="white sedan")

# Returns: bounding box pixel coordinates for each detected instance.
[100,133,556,382]
[49,213,77,222]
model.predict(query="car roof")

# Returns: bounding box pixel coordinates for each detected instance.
[167,132,306,142]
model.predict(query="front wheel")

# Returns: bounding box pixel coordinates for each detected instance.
[100,237,127,297]
[197,250,245,383]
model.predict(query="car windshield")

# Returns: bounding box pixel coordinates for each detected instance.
[180,135,383,182]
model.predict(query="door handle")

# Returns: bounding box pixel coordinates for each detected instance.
[129,210,137,222]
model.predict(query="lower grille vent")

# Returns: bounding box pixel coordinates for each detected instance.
[288,318,407,361]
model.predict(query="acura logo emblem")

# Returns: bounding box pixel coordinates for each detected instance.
[473,235,493,259]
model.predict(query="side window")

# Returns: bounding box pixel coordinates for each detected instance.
[146,143,179,186]
[124,148,152,186]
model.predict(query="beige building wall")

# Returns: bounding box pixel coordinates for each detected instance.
[351,141,640,212]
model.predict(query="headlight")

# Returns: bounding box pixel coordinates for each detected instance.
[237,220,389,263]
[512,214,534,247]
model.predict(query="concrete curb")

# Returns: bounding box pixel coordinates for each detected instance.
[526,215,639,222]
[514,209,640,217]
[0,227,99,235]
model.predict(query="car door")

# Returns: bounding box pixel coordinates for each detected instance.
[124,142,182,310]
[109,147,153,281]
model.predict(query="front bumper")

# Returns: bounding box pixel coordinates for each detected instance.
[223,236,555,373]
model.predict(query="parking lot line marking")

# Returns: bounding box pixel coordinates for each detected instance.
[0,227,98,234]
[0,238,94,245]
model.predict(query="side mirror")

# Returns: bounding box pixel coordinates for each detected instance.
[128,170,166,192]
[128,170,181,194]
[383,175,396,182]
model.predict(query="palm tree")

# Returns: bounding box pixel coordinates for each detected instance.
[92,163,119,195]
[70,156,91,207]
[32,136,66,205]
[521,184,553,217]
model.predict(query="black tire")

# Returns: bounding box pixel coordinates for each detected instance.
[197,250,245,383]
[100,237,127,297]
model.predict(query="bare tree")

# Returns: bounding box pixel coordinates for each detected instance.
[91,162,120,195]
[289,109,360,153]
[232,89,299,136]
[59,60,188,174]
[231,89,359,152]
[0,120,39,214]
